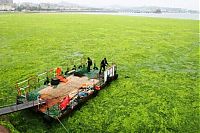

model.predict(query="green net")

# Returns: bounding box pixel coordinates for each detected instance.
[27,85,46,101]
[84,69,99,79]
[27,91,40,101]
[74,66,87,76]
[45,105,60,118]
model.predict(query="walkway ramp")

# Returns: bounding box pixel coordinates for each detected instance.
[0,100,45,116]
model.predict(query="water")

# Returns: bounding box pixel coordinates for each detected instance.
[81,12,199,20]
[120,13,199,20]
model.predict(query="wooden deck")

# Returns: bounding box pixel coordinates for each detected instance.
[38,75,99,112]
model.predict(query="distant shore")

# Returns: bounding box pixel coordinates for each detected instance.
[81,12,200,20]
[0,11,199,20]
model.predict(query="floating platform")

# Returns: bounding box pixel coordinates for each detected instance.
[0,63,118,119]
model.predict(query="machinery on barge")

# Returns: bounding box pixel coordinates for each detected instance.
[0,57,118,119]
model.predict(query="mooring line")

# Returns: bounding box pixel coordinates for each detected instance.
[56,117,68,133]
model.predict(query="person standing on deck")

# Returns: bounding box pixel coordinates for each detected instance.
[99,58,108,74]
[87,57,92,72]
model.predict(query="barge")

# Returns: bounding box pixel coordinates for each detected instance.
[0,58,118,120]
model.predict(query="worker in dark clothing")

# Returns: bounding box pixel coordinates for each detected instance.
[64,67,70,75]
[72,65,76,70]
[99,58,108,74]
[44,77,50,85]
[93,62,98,70]
[87,57,92,72]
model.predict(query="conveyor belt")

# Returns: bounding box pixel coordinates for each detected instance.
[0,100,45,116]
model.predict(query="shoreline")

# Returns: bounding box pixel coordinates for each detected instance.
[0,11,199,20]
[80,12,200,20]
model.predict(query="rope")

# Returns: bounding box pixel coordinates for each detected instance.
[50,105,68,132]
[56,117,68,133]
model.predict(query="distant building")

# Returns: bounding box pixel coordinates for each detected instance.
[0,0,13,11]
[0,0,13,4]
[154,9,162,13]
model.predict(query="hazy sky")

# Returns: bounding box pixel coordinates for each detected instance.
[13,0,199,10]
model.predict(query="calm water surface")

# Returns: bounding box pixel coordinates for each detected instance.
[82,12,199,20]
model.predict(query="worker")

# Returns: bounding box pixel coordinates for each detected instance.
[64,67,70,75]
[44,77,50,85]
[72,65,76,70]
[56,67,62,76]
[87,57,92,72]
[99,58,108,74]
[93,60,98,70]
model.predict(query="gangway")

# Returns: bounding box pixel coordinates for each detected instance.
[0,100,45,116]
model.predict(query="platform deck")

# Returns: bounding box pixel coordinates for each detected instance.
[38,75,99,112]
